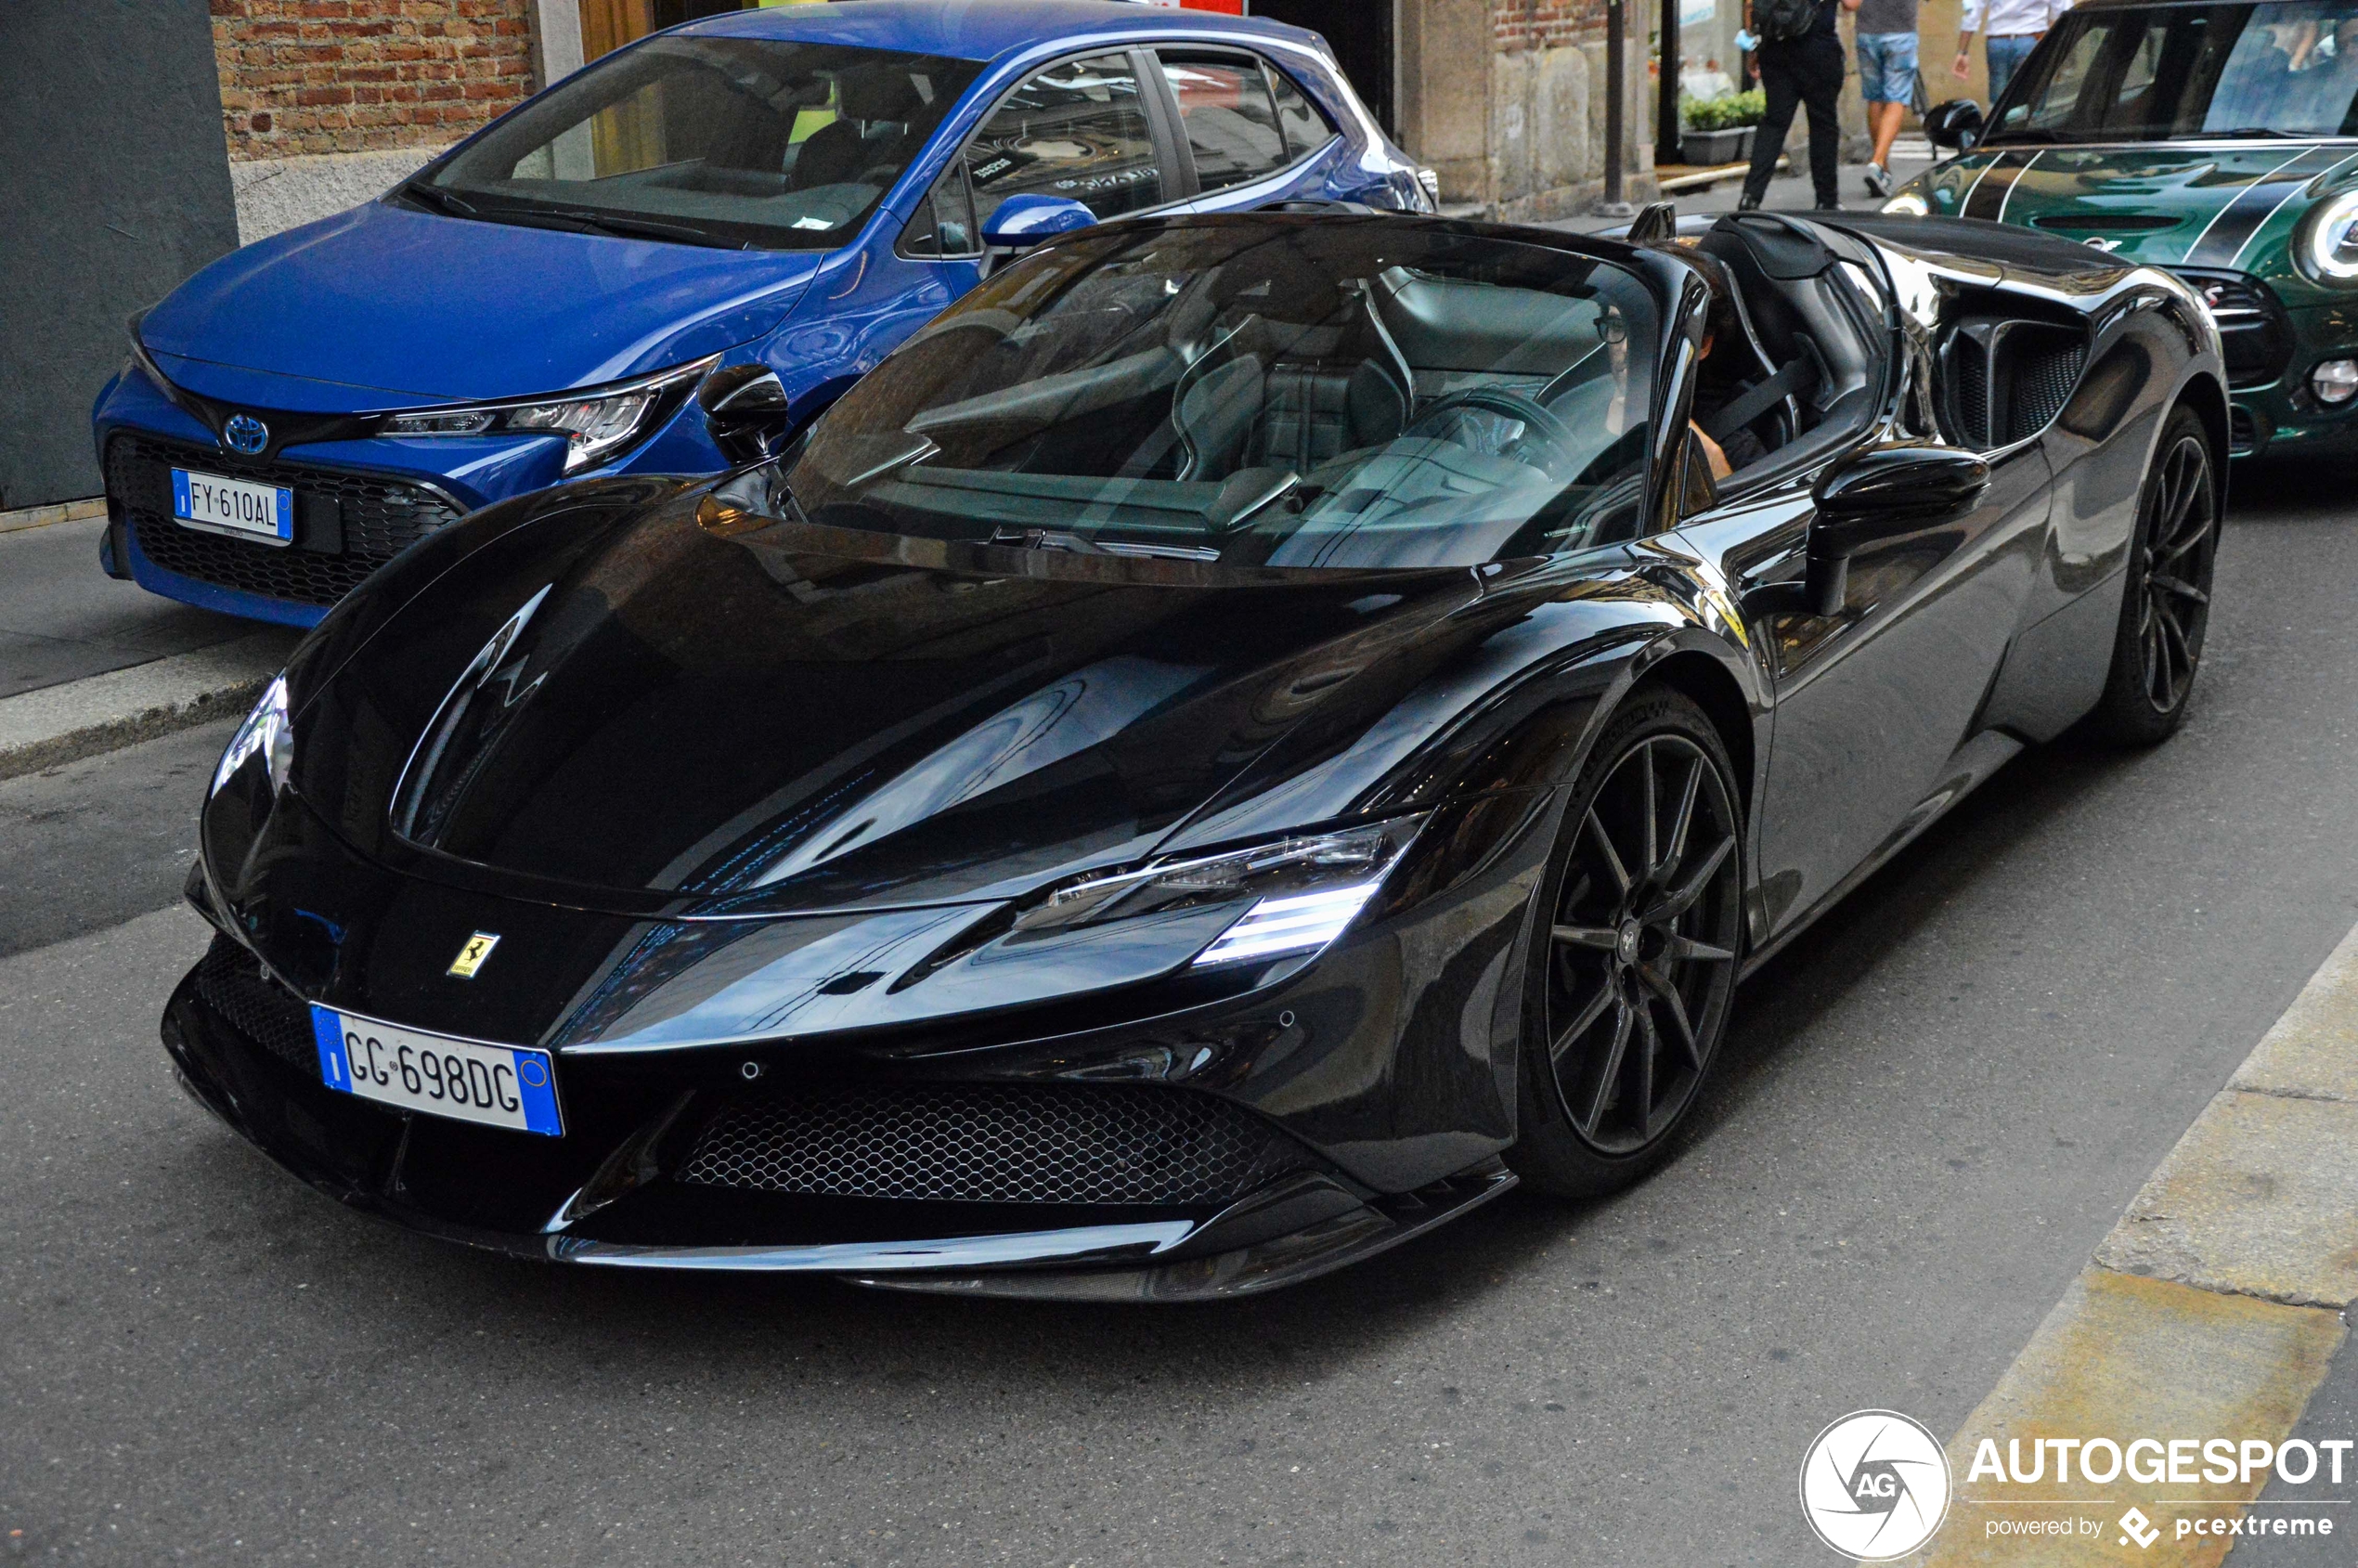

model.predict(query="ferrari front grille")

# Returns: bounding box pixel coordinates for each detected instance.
[675,1082,1312,1207]
[192,935,317,1075]
[106,434,465,606]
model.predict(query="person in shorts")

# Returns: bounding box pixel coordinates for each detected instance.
[1854,0,1918,198]
[1954,0,2066,107]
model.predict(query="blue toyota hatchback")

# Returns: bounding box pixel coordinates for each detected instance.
[95,0,1431,625]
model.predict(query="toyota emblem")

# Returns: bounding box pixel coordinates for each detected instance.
[223,414,269,456]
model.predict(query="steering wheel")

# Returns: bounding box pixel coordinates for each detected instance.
[1404,386,1580,472]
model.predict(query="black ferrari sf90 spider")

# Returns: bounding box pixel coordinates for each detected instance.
[171,208,2224,1298]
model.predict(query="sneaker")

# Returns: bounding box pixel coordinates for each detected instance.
[1864,162,1894,198]
[1737,191,1763,212]
[1814,199,1845,212]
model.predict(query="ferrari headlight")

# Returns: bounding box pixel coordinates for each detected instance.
[1012,816,1429,967]
[212,674,292,797]
[1882,191,1930,216]
[2300,189,2358,282]
[379,355,718,473]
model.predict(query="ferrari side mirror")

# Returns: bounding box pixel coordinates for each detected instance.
[1748,445,1991,619]
[697,364,791,467]
[1815,445,1991,531]
[1924,98,1985,152]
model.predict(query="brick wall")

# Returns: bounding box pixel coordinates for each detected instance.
[211,1,535,162]
[1492,0,1612,52]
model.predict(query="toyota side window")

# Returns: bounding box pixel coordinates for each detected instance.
[900,158,979,258]
[1157,52,1291,194]
[965,54,1166,222]
[1264,59,1338,161]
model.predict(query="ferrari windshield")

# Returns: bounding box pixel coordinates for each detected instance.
[1991,0,2358,140]
[786,223,1661,569]
[420,37,981,250]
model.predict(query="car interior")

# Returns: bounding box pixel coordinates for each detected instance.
[801,218,1893,568]
[1679,213,1887,495]
[435,39,978,247]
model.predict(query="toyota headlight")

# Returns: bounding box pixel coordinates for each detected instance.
[213,674,292,797]
[379,355,718,473]
[2300,189,2358,283]
[1012,817,1429,968]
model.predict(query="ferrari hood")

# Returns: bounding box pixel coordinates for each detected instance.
[289,493,1509,918]
[139,200,824,405]
[1931,143,2358,266]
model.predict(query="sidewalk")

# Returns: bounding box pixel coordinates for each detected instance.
[1553,146,1938,235]
[0,512,295,778]
[0,511,266,702]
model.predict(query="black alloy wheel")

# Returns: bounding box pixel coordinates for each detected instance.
[2092,407,2219,745]
[1509,689,1745,1196]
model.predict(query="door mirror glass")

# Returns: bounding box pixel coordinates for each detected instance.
[966,53,1165,222]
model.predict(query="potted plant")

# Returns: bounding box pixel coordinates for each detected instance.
[1678,89,1765,166]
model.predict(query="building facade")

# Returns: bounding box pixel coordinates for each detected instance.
[206,0,1665,240]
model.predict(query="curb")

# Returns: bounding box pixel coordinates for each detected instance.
[0,497,104,536]
[1902,924,2358,1565]
[0,630,298,783]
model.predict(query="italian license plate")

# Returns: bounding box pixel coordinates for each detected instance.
[172,466,293,547]
[310,1006,563,1135]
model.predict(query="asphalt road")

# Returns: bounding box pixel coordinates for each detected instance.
[5,459,2358,1566]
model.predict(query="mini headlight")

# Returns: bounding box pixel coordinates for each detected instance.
[1882,191,1930,216]
[2313,357,2358,404]
[2300,189,2358,282]
[1012,817,1429,967]
[213,674,292,797]
[378,355,717,473]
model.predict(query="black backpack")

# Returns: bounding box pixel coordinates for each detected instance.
[1753,0,1824,43]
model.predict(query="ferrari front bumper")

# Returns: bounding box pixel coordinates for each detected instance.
[162,950,1516,1302]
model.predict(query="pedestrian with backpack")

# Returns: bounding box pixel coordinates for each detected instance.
[1738,0,1860,211]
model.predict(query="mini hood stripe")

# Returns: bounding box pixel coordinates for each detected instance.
[2185,145,2352,266]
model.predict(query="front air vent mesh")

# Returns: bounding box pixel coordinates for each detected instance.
[192,934,318,1074]
[1945,317,2087,448]
[2005,339,2087,443]
[675,1082,1311,1206]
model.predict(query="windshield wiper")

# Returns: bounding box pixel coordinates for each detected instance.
[398,178,479,218]
[536,207,746,249]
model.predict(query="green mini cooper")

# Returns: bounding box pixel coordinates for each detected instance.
[1892,0,2358,457]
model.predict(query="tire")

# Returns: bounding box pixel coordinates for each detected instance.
[2087,407,2220,746]
[1506,688,1746,1199]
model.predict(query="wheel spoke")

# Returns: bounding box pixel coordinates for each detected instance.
[1552,924,1621,952]
[1578,998,1636,1132]
[1551,980,1617,1065]
[1658,757,1703,880]
[1585,809,1632,898]
[1661,932,1736,963]
[1639,965,1707,1072]
[2148,572,2207,605]
[1634,1005,1661,1137]
[2157,608,2194,705]
[1639,743,1659,877]
[1654,835,1734,919]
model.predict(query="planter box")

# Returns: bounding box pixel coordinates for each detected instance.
[1680,126,1755,166]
